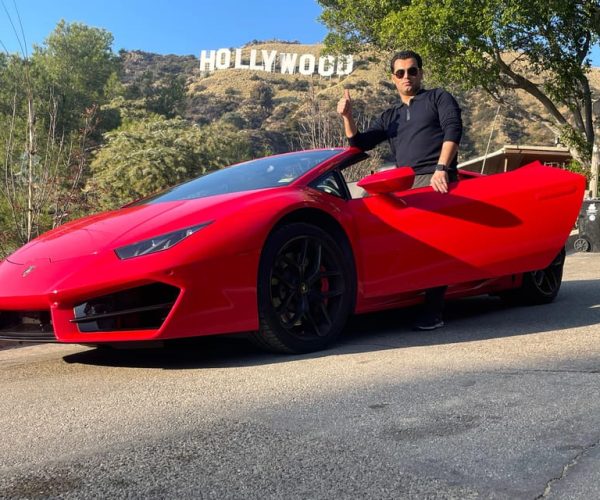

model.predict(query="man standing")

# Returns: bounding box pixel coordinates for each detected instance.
[337,50,463,330]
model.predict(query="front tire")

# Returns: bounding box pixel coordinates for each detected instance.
[251,223,355,354]
[501,248,566,305]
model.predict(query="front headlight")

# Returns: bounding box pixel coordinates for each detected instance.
[114,222,212,260]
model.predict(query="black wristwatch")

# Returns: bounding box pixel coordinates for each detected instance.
[435,164,447,172]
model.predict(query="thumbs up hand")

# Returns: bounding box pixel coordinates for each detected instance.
[337,89,353,118]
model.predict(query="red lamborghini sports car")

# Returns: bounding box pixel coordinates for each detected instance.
[0,148,586,353]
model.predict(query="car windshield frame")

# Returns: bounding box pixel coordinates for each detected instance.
[134,149,343,205]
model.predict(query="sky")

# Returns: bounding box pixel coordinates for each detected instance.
[0,0,599,66]
[0,0,328,56]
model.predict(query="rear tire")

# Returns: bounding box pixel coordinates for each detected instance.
[251,223,355,353]
[500,248,565,305]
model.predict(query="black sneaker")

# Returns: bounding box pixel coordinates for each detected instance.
[413,314,444,331]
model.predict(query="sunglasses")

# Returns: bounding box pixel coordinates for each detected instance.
[393,67,419,79]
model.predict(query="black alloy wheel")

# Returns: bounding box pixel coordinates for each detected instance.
[501,247,566,305]
[252,223,355,353]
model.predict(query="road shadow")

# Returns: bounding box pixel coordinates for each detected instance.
[63,278,600,370]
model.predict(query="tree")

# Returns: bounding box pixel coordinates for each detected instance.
[32,20,119,134]
[146,74,186,118]
[319,0,600,196]
[198,120,254,167]
[125,71,187,118]
[294,82,386,177]
[0,54,97,253]
[87,115,253,209]
[295,82,345,149]
[251,82,274,113]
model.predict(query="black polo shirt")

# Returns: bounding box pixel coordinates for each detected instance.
[348,88,463,175]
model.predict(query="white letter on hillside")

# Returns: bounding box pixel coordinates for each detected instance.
[261,50,277,72]
[234,48,249,69]
[215,48,231,70]
[199,50,216,72]
[298,54,316,75]
[249,49,263,71]
[279,53,298,74]
[336,55,354,76]
[317,55,336,77]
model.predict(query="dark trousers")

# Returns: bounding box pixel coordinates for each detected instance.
[412,170,458,318]
[413,169,459,188]
[424,286,446,317]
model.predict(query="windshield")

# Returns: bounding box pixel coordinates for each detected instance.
[138,149,342,205]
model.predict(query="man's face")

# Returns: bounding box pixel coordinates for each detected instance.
[392,57,423,97]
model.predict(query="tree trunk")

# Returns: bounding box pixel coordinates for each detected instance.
[27,95,35,241]
[591,100,600,199]
[591,139,599,199]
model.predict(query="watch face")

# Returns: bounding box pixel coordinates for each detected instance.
[435,164,446,171]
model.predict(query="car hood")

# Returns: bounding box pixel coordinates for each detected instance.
[6,202,189,264]
[6,190,284,264]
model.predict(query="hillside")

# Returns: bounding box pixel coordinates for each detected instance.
[120,43,600,162]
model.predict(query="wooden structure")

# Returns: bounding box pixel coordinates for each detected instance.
[458,145,572,175]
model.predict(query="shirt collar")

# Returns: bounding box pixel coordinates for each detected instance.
[397,88,426,107]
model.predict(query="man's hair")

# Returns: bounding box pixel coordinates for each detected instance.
[390,50,423,72]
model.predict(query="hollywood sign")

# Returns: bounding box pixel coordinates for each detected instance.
[199,48,354,76]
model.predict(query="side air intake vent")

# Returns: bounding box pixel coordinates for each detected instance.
[0,310,55,341]
[72,283,180,333]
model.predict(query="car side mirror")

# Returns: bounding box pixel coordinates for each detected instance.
[357,166,415,195]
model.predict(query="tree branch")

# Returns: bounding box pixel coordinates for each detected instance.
[492,46,568,127]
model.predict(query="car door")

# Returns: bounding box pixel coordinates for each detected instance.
[346,163,585,300]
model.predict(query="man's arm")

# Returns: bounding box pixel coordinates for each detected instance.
[437,141,459,167]
[337,89,387,150]
[430,140,459,193]
[337,89,358,138]
[430,90,463,193]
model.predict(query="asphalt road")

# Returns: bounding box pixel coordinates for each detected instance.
[0,253,599,499]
